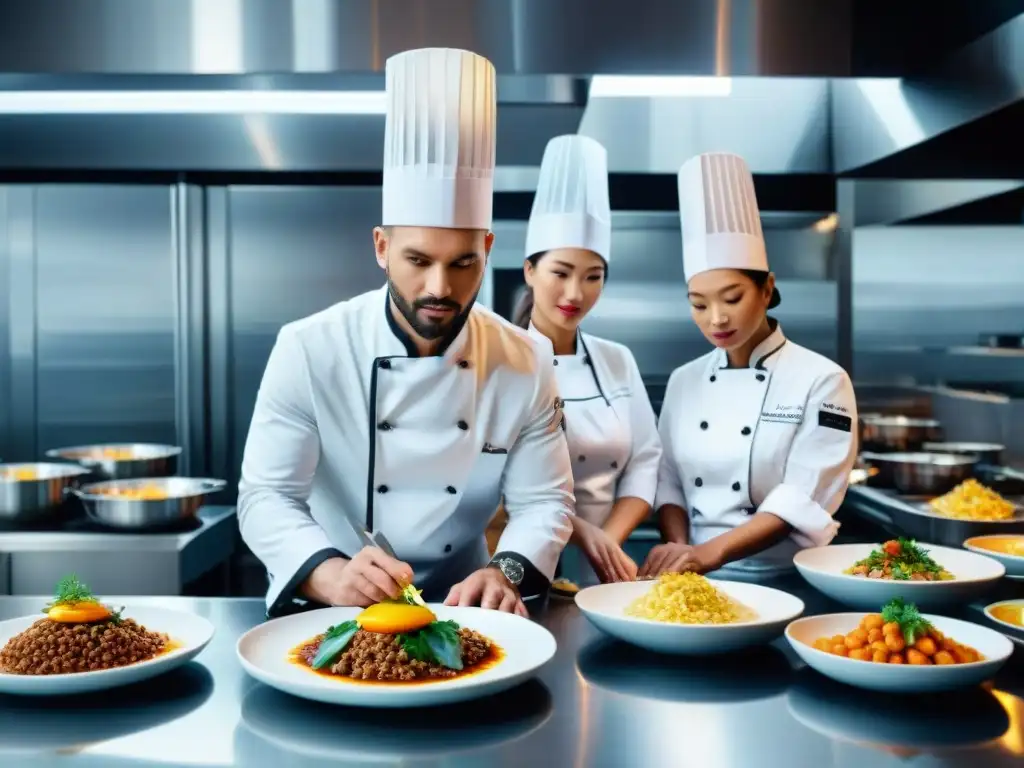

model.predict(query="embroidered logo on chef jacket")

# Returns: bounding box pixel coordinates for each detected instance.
[818,404,853,432]
[759,403,804,424]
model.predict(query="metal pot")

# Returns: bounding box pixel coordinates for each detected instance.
[0,462,93,521]
[68,476,226,529]
[859,415,944,453]
[45,443,181,480]
[922,442,1005,467]
[860,451,978,496]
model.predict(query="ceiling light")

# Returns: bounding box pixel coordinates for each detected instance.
[0,90,387,115]
[589,76,732,98]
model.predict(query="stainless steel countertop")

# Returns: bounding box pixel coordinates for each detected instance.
[1,577,1023,767]
[0,505,236,552]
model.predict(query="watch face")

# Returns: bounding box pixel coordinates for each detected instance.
[498,557,525,585]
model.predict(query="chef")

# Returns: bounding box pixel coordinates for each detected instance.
[238,47,574,618]
[638,152,858,579]
[513,134,661,587]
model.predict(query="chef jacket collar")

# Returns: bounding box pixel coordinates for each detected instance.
[381,285,471,360]
[526,322,585,357]
[713,317,787,370]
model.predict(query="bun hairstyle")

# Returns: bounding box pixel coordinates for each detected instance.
[739,269,781,309]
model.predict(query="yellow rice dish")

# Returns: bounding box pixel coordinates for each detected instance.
[929,479,1017,521]
[625,572,757,625]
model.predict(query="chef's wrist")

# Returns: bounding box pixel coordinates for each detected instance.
[298,554,350,604]
[695,540,726,571]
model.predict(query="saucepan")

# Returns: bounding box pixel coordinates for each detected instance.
[45,442,182,480]
[0,462,93,522]
[67,476,226,530]
[923,442,1005,467]
[859,415,944,453]
[860,451,979,496]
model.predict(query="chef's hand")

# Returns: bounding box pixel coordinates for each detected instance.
[302,547,414,607]
[444,568,528,617]
[572,518,637,583]
[638,542,719,580]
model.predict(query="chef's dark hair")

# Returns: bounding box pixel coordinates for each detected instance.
[512,252,610,329]
[739,269,782,309]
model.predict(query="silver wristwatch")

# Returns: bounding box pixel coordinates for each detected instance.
[491,556,525,586]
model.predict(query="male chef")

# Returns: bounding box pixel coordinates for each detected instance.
[237,47,575,619]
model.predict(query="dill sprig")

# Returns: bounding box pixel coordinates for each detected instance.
[41,573,123,623]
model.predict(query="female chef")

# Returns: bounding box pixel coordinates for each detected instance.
[513,134,662,586]
[639,152,857,579]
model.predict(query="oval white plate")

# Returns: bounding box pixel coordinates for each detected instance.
[236,605,556,708]
[964,535,1024,579]
[0,607,215,696]
[574,579,805,655]
[983,599,1024,647]
[793,543,1004,610]
[785,613,1013,692]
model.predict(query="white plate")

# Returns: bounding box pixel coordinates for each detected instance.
[785,613,1013,692]
[964,535,1024,578]
[0,607,215,696]
[236,605,556,708]
[574,579,805,655]
[983,599,1024,647]
[793,542,1004,610]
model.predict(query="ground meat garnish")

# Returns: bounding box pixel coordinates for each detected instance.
[298,628,492,682]
[0,618,169,675]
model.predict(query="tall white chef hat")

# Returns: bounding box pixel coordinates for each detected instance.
[382,48,497,230]
[525,135,612,262]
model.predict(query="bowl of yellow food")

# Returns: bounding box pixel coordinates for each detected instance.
[963,534,1024,579]
[574,572,805,655]
[982,600,1024,647]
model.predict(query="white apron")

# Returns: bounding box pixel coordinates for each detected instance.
[655,322,858,576]
[530,326,661,587]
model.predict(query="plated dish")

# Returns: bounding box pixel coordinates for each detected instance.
[964,534,1024,579]
[575,573,804,655]
[983,600,1024,647]
[844,538,953,581]
[291,585,502,683]
[808,597,983,666]
[0,575,215,695]
[929,479,1018,521]
[785,599,1013,692]
[793,542,1003,610]
[237,590,556,707]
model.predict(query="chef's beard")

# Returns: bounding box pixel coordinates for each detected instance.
[387,276,478,341]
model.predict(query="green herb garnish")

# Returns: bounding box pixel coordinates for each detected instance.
[847,538,953,580]
[311,619,359,670]
[881,597,933,645]
[395,620,464,669]
[42,573,123,624]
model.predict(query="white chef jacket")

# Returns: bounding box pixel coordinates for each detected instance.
[529,326,662,585]
[655,321,857,575]
[238,285,575,614]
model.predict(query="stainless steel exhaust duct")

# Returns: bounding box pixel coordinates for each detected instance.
[0,0,854,76]
[832,13,1024,173]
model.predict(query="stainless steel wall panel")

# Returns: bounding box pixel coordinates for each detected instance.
[222,186,386,494]
[4,188,37,461]
[852,226,1024,387]
[32,186,178,454]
